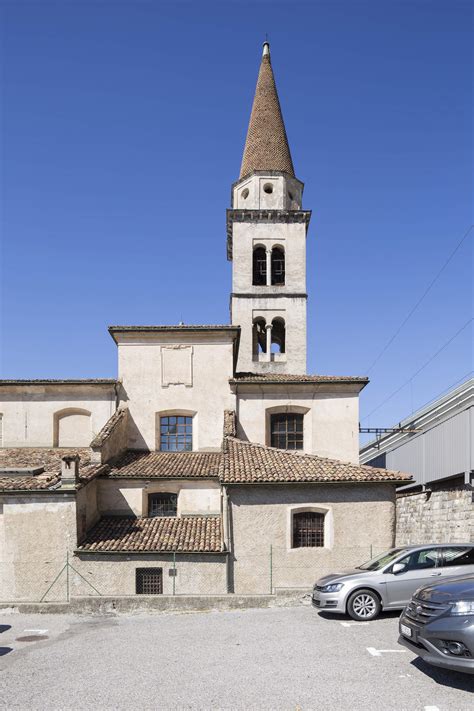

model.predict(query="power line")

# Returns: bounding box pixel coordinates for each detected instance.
[362,318,473,422]
[365,225,473,375]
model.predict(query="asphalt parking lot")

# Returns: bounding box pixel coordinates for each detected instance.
[0,604,472,710]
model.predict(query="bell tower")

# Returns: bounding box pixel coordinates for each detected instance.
[227,42,312,374]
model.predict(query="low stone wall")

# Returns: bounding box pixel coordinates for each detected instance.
[396,488,473,545]
[0,590,306,615]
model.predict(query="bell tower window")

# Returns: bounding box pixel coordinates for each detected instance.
[253,246,267,286]
[252,317,267,358]
[271,247,285,285]
[271,317,285,354]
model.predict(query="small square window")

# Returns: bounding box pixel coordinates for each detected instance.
[270,413,303,450]
[136,568,163,594]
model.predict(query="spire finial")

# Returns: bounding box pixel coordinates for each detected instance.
[262,38,270,57]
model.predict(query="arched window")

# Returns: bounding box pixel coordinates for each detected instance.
[253,246,267,286]
[293,511,325,548]
[252,318,267,357]
[271,247,285,285]
[271,317,285,354]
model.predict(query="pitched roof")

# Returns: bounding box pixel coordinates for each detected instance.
[231,373,369,385]
[106,449,222,479]
[90,408,127,448]
[77,515,223,553]
[221,437,411,484]
[240,43,294,179]
[0,448,104,491]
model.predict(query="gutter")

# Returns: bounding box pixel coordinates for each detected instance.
[74,549,229,557]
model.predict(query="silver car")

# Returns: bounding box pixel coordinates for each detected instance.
[312,544,474,620]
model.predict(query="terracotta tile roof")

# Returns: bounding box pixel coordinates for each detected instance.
[0,448,105,491]
[90,408,127,448]
[77,515,223,553]
[221,437,411,484]
[107,449,222,479]
[231,373,369,385]
[240,45,294,179]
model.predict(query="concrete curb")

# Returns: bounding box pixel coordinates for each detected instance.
[0,590,310,615]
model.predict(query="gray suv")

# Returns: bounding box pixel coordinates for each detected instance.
[312,544,474,620]
[399,574,474,674]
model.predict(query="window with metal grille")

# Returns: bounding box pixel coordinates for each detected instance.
[136,568,163,594]
[160,415,192,451]
[253,247,267,285]
[148,492,177,517]
[270,413,303,449]
[293,512,325,548]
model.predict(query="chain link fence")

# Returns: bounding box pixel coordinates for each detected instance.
[0,544,386,602]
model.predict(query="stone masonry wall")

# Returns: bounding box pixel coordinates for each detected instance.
[396,488,473,545]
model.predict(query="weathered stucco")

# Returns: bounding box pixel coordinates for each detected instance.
[236,386,360,463]
[228,483,395,594]
[115,331,236,451]
[97,479,221,517]
[71,554,227,597]
[0,384,115,448]
[0,493,77,601]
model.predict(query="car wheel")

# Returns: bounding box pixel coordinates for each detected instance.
[347,589,381,621]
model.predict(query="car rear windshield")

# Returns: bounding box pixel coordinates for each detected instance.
[358,548,409,571]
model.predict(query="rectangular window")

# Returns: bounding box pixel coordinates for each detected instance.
[148,492,178,518]
[442,547,474,567]
[160,415,192,451]
[136,568,163,595]
[293,512,325,548]
[270,413,304,450]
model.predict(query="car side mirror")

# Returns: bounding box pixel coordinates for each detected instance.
[391,562,406,575]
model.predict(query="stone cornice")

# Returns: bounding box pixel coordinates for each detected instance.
[226,209,312,260]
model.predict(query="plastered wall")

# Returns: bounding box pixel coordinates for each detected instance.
[0,385,115,448]
[236,387,360,462]
[228,483,395,594]
[97,479,221,517]
[117,335,236,451]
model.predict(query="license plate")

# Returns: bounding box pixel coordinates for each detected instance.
[401,624,412,638]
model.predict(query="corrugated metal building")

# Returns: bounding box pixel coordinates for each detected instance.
[360,378,474,491]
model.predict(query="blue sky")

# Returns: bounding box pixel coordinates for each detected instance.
[1,1,472,436]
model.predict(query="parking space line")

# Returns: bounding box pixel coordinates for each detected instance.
[340,622,369,627]
[23,629,48,635]
[424,707,440,711]
[367,647,407,657]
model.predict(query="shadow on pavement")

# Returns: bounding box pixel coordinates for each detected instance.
[0,625,11,634]
[317,609,401,621]
[410,657,473,691]
[0,647,13,656]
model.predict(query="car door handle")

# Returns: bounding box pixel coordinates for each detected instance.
[430,572,442,576]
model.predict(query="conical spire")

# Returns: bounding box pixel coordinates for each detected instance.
[239,42,295,179]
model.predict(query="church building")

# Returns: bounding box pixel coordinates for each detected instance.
[0,43,410,601]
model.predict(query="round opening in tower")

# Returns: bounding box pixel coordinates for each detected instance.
[241,188,249,200]
[263,183,273,194]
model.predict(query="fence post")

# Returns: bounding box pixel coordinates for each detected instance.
[269,544,273,594]
[172,551,176,595]
[66,550,70,602]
